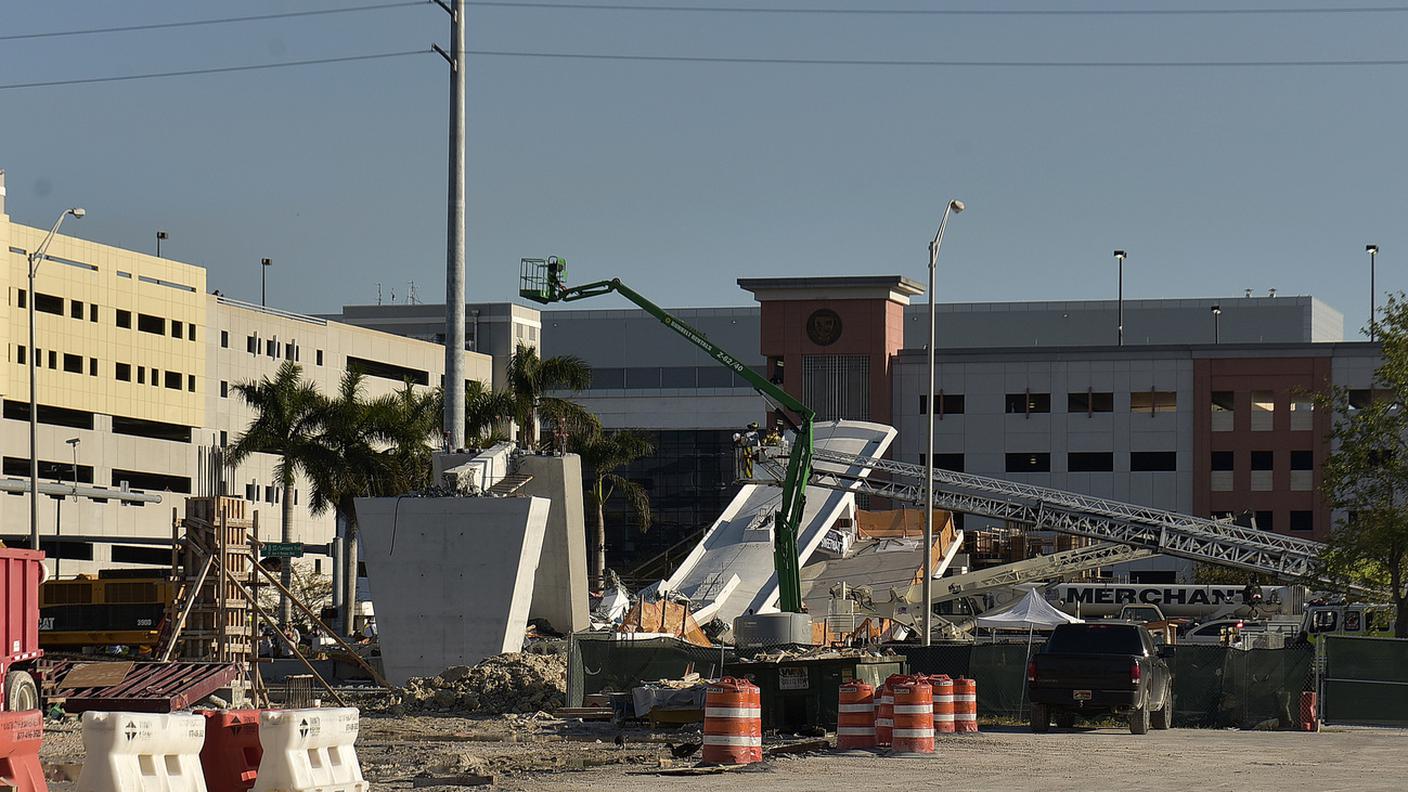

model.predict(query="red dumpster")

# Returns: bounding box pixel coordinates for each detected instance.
[0,710,46,792]
[199,709,264,792]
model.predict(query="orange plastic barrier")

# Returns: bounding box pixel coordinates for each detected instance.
[890,678,934,755]
[954,678,978,733]
[875,674,906,747]
[836,682,875,750]
[930,674,955,735]
[0,710,45,792]
[199,709,264,792]
[702,677,762,765]
[1299,691,1318,732]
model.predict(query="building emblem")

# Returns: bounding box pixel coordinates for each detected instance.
[806,309,843,346]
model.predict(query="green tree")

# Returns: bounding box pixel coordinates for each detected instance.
[228,361,323,627]
[507,344,596,448]
[573,429,654,589]
[1316,292,1408,637]
[465,379,516,448]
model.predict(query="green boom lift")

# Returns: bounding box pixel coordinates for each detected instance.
[520,256,816,613]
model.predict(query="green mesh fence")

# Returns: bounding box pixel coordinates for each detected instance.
[1324,636,1408,726]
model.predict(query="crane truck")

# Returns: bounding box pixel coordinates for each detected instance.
[519,257,816,629]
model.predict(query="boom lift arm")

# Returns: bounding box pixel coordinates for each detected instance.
[519,257,817,612]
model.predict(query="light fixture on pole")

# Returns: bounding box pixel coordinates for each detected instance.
[1114,250,1127,346]
[260,258,272,307]
[1367,244,1380,342]
[156,230,168,258]
[924,198,964,647]
[61,437,79,579]
[1211,304,1222,344]
[26,207,84,553]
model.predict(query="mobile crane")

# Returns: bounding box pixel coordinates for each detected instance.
[519,257,816,613]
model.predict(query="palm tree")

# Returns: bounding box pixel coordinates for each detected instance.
[465,380,516,448]
[507,344,596,448]
[228,361,323,627]
[573,429,655,589]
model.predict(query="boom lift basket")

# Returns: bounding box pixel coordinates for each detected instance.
[520,257,566,303]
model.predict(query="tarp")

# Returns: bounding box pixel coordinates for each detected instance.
[975,588,1083,630]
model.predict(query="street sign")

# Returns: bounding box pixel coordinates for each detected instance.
[262,542,304,559]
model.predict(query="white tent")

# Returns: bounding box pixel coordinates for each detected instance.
[976,588,1084,630]
[976,588,1083,713]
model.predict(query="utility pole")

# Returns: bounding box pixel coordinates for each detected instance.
[435,0,467,450]
[1114,250,1127,346]
[1367,244,1380,342]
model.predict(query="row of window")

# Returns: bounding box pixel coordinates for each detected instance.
[918,451,1180,473]
[222,331,326,367]
[13,346,197,392]
[16,289,199,342]
[1212,510,1315,533]
[1212,450,1313,471]
[915,391,1182,416]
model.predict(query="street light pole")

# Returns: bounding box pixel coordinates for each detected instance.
[26,207,84,553]
[1367,245,1380,342]
[1114,250,1127,346]
[924,198,964,647]
[62,437,79,579]
[435,0,469,451]
[1211,304,1222,344]
[260,258,272,307]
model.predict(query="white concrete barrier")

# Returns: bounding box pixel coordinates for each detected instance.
[253,708,367,792]
[77,711,208,792]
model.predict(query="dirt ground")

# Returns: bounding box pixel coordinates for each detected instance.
[37,714,1408,791]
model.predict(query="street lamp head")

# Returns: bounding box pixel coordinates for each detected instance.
[157,231,168,241]
[1367,244,1379,255]
[1211,304,1221,315]
[1113,249,1126,261]
[64,437,79,447]
[68,208,85,219]
[261,257,272,267]
[949,199,965,214]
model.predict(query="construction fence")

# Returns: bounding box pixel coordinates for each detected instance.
[1322,635,1408,727]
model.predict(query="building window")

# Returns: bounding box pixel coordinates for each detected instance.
[1289,511,1313,532]
[69,300,83,319]
[1068,391,1114,414]
[1348,389,1372,410]
[187,374,196,392]
[117,309,132,329]
[934,453,964,472]
[89,304,98,322]
[137,367,145,385]
[15,290,25,309]
[1131,390,1177,413]
[919,395,927,415]
[116,362,131,382]
[1130,451,1177,472]
[1254,510,1274,531]
[34,293,63,315]
[1006,452,1051,473]
[220,381,228,398]
[137,313,165,335]
[1211,451,1234,471]
[939,394,964,416]
[264,486,276,504]
[89,357,97,377]
[220,431,228,446]
[268,341,279,359]
[171,319,183,339]
[47,350,56,370]
[245,483,256,501]
[62,353,82,374]
[220,330,229,348]
[1251,390,1275,430]
[188,324,196,342]
[1291,450,1312,470]
[1250,451,1273,470]
[1291,399,1314,430]
[1211,391,1235,431]
[15,346,24,366]
[286,343,297,362]
[164,370,182,390]
[1068,451,1114,472]
[1005,393,1051,415]
[316,350,324,366]
[247,335,258,354]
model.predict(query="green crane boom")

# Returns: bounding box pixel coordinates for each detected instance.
[520,257,815,612]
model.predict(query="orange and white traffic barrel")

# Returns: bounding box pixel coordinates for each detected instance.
[874,681,894,747]
[890,677,934,755]
[702,677,762,765]
[930,674,956,735]
[836,681,876,750]
[954,677,978,733]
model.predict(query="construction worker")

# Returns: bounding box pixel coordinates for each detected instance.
[735,422,760,478]
[763,422,782,447]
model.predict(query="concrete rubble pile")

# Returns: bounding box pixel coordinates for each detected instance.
[394,652,568,715]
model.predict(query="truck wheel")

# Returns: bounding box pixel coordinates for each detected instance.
[1055,710,1075,729]
[1129,700,1150,735]
[5,671,38,712]
[1152,688,1173,730]
[1030,703,1050,733]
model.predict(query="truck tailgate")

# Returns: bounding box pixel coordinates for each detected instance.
[1033,653,1137,691]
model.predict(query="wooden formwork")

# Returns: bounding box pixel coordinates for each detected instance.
[165,497,254,665]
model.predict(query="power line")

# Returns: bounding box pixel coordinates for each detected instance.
[467,49,1408,68]
[0,1,429,42]
[469,1,1408,16]
[0,51,425,91]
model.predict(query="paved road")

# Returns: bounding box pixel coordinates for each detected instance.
[511,726,1407,792]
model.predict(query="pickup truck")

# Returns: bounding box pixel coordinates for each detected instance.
[1027,622,1174,734]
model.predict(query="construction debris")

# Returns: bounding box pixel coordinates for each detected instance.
[394,653,568,715]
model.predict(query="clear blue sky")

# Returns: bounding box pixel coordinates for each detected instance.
[3,1,1406,335]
